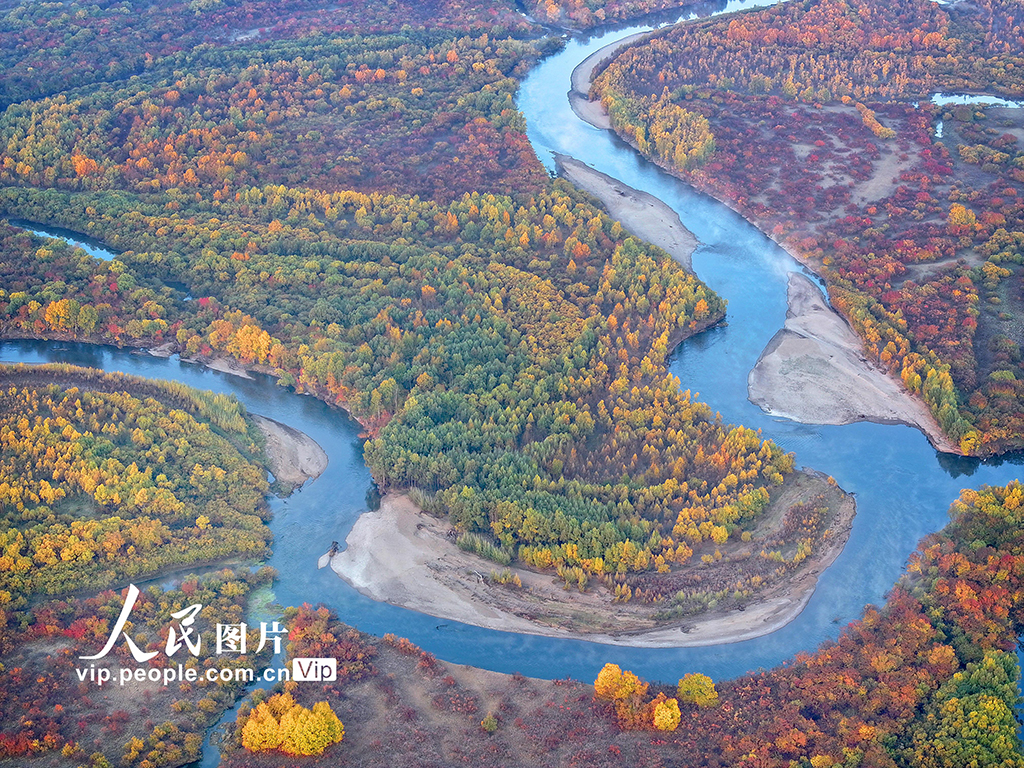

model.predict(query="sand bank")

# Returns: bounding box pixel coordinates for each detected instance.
[204,355,253,379]
[570,31,649,97]
[567,30,653,134]
[332,490,854,648]
[147,341,176,358]
[567,33,647,130]
[178,351,255,379]
[251,414,328,487]
[568,91,612,129]
[749,273,958,452]
[556,155,697,271]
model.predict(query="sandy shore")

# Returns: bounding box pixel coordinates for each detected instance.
[147,341,176,358]
[749,274,959,452]
[567,29,656,131]
[332,490,854,648]
[177,351,255,379]
[204,355,253,379]
[568,91,612,129]
[251,413,328,487]
[567,32,650,129]
[556,155,697,272]
[570,31,649,97]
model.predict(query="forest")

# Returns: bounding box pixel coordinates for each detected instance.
[0,566,280,765]
[579,481,1024,768]
[0,175,807,603]
[9,0,1024,764]
[525,0,707,28]
[0,364,276,765]
[8,483,1024,767]
[0,0,536,108]
[0,0,856,764]
[0,365,271,655]
[592,0,1024,454]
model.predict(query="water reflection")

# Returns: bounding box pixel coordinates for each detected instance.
[932,93,1024,109]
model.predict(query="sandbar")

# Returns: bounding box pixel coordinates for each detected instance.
[570,31,650,97]
[556,154,697,272]
[251,413,328,487]
[147,341,176,358]
[749,273,959,453]
[332,489,854,648]
[204,355,253,379]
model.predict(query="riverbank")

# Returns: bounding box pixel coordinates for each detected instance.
[251,413,328,488]
[179,353,254,379]
[570,31,649,97]
[567,32,650,129]
[556,154,698,271]
[748,274,959,452]
[332,482,854,648]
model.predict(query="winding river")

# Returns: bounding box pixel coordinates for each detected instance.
[5,2,1024,760]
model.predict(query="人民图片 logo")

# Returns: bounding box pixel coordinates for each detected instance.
[75,584,332,687]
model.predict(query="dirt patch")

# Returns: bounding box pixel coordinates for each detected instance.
[895,251,985,287]
[851,139,920,207]
[748,273,959,452]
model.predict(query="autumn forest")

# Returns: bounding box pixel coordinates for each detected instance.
[3,0,1024,764]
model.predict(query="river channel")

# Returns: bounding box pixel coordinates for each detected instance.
[4,1,1024,759]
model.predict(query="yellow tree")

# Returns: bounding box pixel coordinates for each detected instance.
[678,672,719,708]
[653,697,681,731]
[241,694,343,757]
[594,663,623,700]
[44,299,80,333]
[241,702,283,751]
